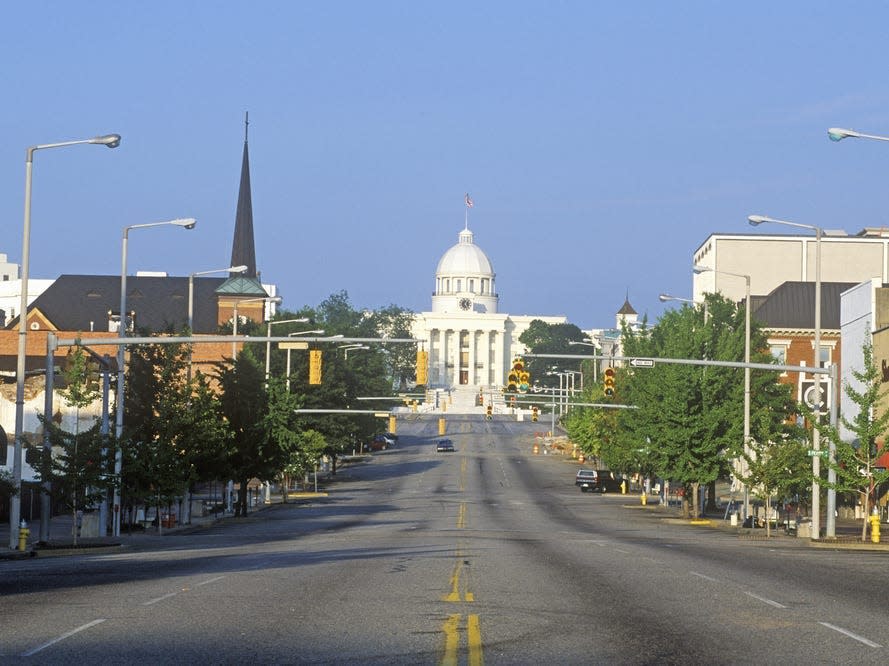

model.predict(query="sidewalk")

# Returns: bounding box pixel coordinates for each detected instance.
[0,490,333,560]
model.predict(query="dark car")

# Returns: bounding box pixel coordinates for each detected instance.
[436,439,455,452]
[575,469,623,493]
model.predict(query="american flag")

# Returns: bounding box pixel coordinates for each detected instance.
[465,193,474,208]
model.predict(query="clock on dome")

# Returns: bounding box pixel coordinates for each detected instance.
[459,297,472,311]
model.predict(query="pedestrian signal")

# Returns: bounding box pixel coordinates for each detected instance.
[416,350,429,385]
[603,367,615,397]
[309,349,322,385]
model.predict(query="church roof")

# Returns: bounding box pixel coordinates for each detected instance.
[617,298,637,315]
[436,228,494,277]
[215,275,267,297]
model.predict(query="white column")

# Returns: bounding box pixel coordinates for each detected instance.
[493,329,504,387]
[468,330,477,386]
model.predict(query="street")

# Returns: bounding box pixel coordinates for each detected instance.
[1,414,886,664]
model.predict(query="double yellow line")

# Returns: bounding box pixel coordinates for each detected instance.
[439,448,484,664]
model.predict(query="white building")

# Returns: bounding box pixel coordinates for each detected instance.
[412,226,566,399]
[692,229,889,305]
[0,254,54,328]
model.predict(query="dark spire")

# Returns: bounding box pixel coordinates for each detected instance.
[230,111,257,278]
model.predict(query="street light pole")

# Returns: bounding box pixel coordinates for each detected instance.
[187,265,247,385]
[749,214,826,538]
[10,133,120,550]
[231,296,282,359]
[113,218,196,538]
[828,127,889,143]
[694,265,752,521]
[265,318,309,379]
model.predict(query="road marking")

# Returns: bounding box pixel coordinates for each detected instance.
[690,571,718,582]
[22,618,106,657]
[142,591,178,606]
[744,591,786,609]
[819,622,882,648]
[196,575,226,587]
[441,613,460,665]
[457,502,466,529]
[444,557,474,603]
[467,614,483,666]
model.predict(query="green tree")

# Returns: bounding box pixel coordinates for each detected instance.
[821,341,889,541]
[518,320,586,388]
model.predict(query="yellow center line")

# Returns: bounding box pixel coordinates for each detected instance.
[467,614,483,666]
[441,613,461,666]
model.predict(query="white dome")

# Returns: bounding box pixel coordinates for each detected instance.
[436,229,494,277]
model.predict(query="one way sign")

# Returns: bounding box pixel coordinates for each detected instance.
[629,358,655,368]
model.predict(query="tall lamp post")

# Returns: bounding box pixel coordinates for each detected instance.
[749,214,827,538]
[187,265,247,385]
[265,318,309,379]
[11,132,120,550]
[694,265,752,521]
[231,296,282,358]
[568,339,600,382]
[113,218,196,537]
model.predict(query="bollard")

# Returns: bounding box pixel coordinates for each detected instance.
[17,520,30,552]
[620,480,627,495]
[438,417,446,435]
[640,492,647,506]
[869,512,881,543]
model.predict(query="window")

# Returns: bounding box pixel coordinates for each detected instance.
[770,344,786,365]
[469,279,475,293]
[455,279,462,292]
[818,345,830,368]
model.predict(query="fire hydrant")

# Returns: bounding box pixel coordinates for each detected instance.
[620,480,627,495]
[17,520,29,552]
[640,492,647,506]
[869,512,881,544]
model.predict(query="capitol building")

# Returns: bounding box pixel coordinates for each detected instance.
[411,224,566,406]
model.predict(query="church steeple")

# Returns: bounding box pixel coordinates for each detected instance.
[216,113,268,303]
[230,112,257,278]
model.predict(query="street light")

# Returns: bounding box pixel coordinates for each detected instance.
[11,132,120,549]
[265,318,309,379]
[231,296,282,358]
[694,264,752,521]
[568,340,600,382]
[187,265,247,385]
[286,330,325,391]
[659,293,708,321]
[749,213,828,538]
[827,127,889,143]
[113,218,196,537]
[339,343,370,359]
[189,265,248,331]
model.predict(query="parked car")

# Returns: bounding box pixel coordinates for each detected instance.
[436,439,455,452]
[371,433,395,450]
[575,469,623,493]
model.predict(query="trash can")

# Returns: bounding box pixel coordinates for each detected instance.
[796,519,812,538]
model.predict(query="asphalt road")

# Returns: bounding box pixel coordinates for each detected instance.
[1,414,887,664]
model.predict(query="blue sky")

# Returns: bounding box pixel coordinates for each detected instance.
[3,2,889,329]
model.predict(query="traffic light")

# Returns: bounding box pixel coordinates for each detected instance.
[416,350,429,385]
[508,358,528,392]
[531,406,539,422]
[309,349,322,385]
[486,404,493,420]
[603,367,615,397]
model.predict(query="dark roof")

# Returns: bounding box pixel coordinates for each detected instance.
[617,297,637,316]
[752,281,859,330]
[14,274,229,334]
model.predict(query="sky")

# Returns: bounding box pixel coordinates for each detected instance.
[4,2,889,330]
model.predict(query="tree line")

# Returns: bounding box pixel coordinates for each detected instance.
[29,291,416,529]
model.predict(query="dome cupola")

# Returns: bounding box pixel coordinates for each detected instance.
[432,227,498,314]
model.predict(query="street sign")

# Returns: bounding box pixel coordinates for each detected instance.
[629,358,655,368]
[279,341,309,350]
[807,449,828,458]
